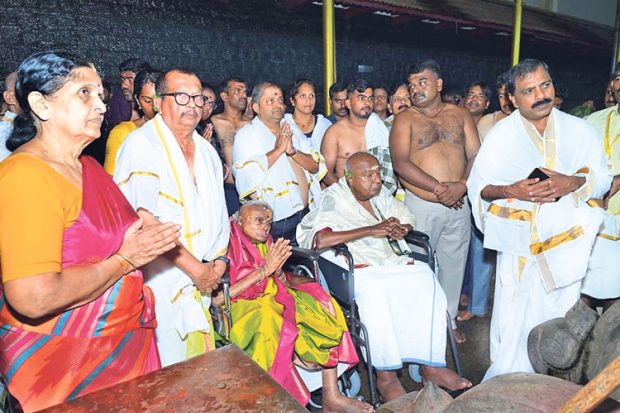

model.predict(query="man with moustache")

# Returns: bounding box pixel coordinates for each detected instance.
[212,77,253,216]
[463,81,491,125]
[233,81,325,243]
[114,69,229,366]
[384,80,411,131]
[390,61,480,343]
[581,62,620,312]
[468,59,610,379]
[477,73,515,140]
[322,79,397,193]
[373,86,389,121]
[326,81,348,123]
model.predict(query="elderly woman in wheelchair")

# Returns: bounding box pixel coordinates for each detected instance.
[212,201,373,413]
[298,152,472,402]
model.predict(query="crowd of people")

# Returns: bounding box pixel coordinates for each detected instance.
[0,50,618,412]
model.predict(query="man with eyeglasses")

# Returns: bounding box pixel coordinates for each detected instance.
[383,80,412,131]
[321,79,397,193]
[233,81,325,244]
[298,151,472,402]
[390,60,480,344]
[114,68,229,367]
[212,77,252,216]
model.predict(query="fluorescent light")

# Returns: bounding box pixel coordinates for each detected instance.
[312,1,349,8]
[495,31,510,36]
[460,26,476,30]
[374,10,399,17]
[421,19,440,24]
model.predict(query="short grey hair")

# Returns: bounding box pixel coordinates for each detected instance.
[251,81,280,105]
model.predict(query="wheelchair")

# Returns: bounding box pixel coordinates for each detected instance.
[283,229,463,407]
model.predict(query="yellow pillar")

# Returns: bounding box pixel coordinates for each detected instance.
[323,0,335,115]
[511,0,523,66]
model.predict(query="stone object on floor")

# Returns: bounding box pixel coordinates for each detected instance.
[528,299,620,400]
[39,344,308,413]
[376,381,453,413]
[528,298,599,380]
[444,373,583,412]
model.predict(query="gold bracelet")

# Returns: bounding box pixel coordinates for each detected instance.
[115,253,136,274]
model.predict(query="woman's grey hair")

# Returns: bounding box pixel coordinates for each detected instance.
[234,200,273,222]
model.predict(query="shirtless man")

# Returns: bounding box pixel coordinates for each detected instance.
[321,79,396,192]
[212,77,252,215]
[477,73,514,140]
[390,60,480,342]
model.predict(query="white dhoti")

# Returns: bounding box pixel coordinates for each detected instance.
[355,264,447,370]
[485,252,581,380]
[582,214,620,299]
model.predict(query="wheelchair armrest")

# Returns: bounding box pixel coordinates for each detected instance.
[290,246,321,262]
[404,229,435,268]
[314,243,354,275]
[405,229,429,243]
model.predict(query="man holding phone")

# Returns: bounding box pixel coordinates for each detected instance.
[467,59,611,381]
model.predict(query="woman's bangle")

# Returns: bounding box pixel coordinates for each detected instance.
[114,253,136,275]
[257,266,267,284]
[276,270,286,282]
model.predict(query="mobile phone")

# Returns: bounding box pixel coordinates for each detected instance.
[528,167,550,181]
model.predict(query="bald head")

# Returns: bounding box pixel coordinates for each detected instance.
[344,152,383,201]
[3,71,20,114]
[344,152,380,176]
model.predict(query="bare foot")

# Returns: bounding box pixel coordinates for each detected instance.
[420,365,472,392]
[322,393,374,413]
[376,376,406,402]
[457,310,475,322]
[453,328,466,344]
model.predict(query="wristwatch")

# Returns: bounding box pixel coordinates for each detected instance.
[214,256,230,266]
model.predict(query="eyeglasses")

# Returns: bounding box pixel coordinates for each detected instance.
[160,92,209,108]
[205,101,218,110]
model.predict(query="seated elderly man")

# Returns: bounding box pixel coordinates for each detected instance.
[298,152,472,401]
[213,202,373,412]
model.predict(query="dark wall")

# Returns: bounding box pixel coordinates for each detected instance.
[0,0,613,112]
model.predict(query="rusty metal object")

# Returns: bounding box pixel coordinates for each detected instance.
[41,344,308,413]
[444,373,583,412]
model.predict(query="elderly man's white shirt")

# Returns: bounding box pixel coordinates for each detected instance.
[298,177,447,370]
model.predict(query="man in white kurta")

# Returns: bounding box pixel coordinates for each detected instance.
[298,152,471,401]
[467,60,611,380]
[114,70,229,367]
[233,82,326,243]
[582,71,620,306]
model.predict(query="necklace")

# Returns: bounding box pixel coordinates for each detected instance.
[412,103,446,119]
[294,113,315,133]
[38,138,83,184]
